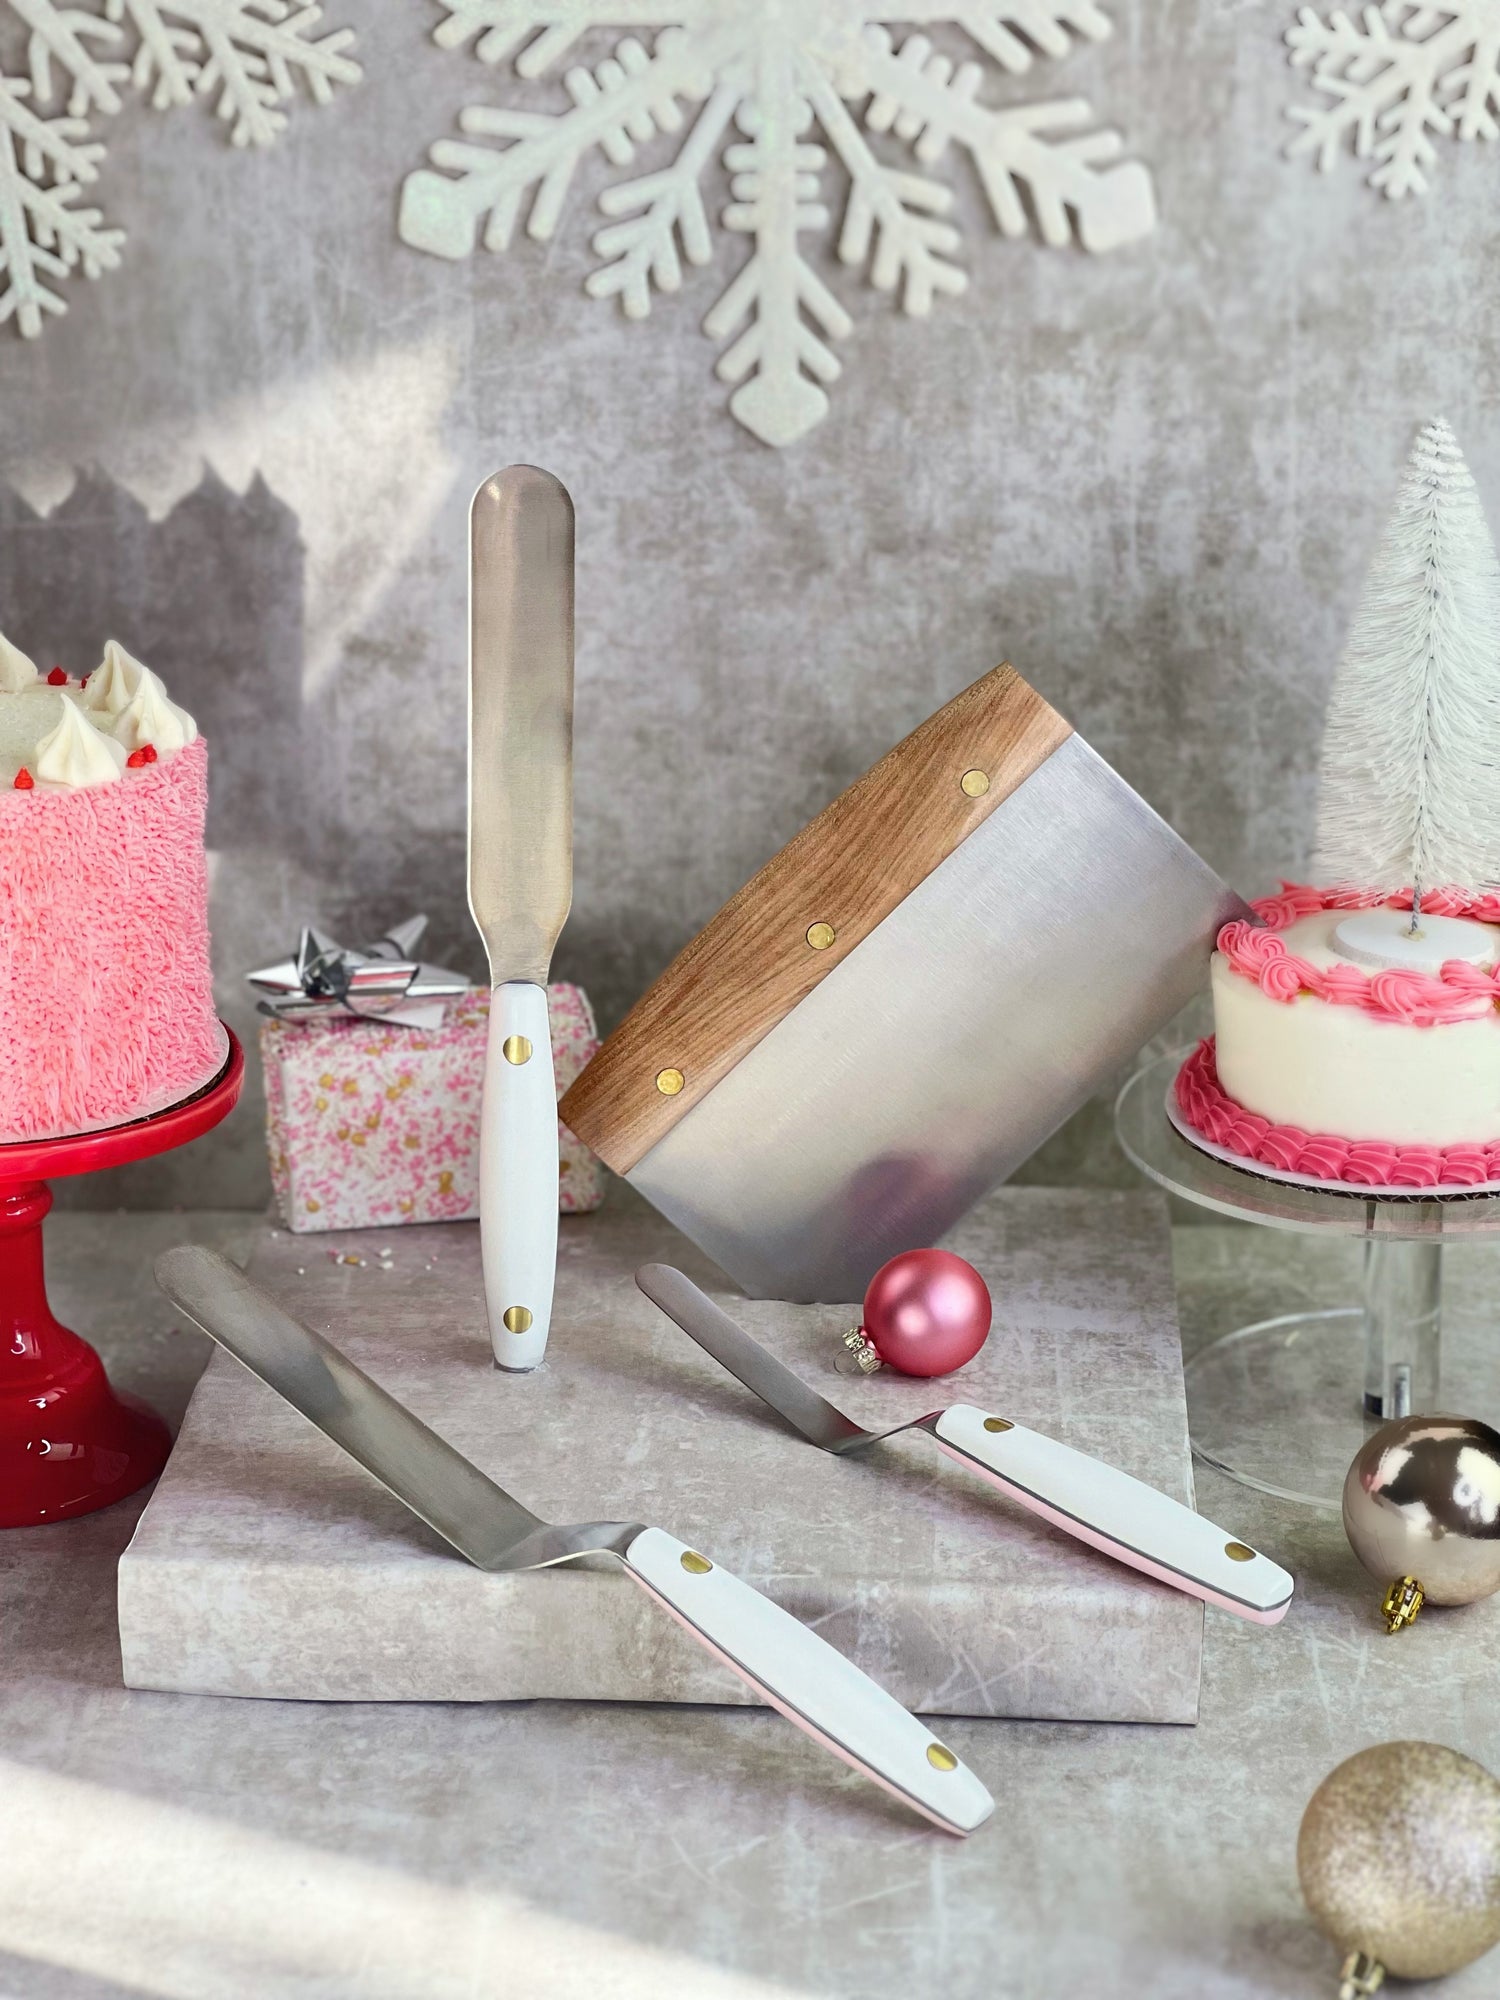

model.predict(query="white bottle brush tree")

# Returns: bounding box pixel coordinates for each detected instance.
[1313,418,1500,911]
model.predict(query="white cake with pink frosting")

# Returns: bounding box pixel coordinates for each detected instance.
[1179,885,1500,1189]
[0,633,224,1142]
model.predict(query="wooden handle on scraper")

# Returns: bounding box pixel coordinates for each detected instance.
[559,663,1073,1175]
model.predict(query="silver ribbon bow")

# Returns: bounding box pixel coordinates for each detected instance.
[248,915,470,1031]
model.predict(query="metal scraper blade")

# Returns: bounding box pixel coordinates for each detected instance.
[624,733,1245,1301]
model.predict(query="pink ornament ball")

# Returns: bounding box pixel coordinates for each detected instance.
[861,1249,992,1378]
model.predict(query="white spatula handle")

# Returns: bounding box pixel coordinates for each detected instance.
[622,1526,993,1835]
[933,1406,1294,1625]
[480,981,556,1370]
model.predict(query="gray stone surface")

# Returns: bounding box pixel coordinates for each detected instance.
[0,5,1477,1207]
[11,1208,1500,1996]
[118,1186,1202,1721]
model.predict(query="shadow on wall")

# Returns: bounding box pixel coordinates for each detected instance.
[0,469,327,1211]
[0,469,316,860]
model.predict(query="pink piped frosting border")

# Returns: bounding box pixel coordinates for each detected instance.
[1218,883,1500,1027]
[1175,1038,1500,1190]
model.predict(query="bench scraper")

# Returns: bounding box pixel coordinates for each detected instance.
[562,664,1246,1302]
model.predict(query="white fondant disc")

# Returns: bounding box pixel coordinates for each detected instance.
[1331,908,1498,974]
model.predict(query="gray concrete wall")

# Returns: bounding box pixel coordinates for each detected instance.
[0,3,1486,1206]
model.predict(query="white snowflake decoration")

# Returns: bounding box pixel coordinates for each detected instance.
[1286,1,1500,198]
[399,2,1158,446]
[0,0,360,336]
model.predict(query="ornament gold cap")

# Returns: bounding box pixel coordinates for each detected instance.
[1338,1951,1385,1998]
[840,1326,882,1373]
[1381,1575,1424,1633]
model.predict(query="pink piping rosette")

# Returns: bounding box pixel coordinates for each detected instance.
[1342,1144,1401,1187]
[1439,960,1499,1001]
[1218,920,1281,969]
[1318,963,1374,1008]
[1172,1041,1500,1192]
[1296,1135,1351,1180]
[1256,1126,1312,1174]
[1222,1109,1271,1154]
[1365,968,1473,1027]
[1258,954,1307,1003]
[1249,884,1327,930]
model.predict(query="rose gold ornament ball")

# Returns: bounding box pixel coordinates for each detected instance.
[860,1249,991,1378]
[1298,1742,1500,1982]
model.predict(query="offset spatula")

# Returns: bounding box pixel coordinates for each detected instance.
[636,1265,1294,1627]
[469,466,574,1370]
[155,1248,994,1835]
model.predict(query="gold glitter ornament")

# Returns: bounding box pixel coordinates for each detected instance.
[1342,1415,1500,1630]
[1298,1742,1500,1991]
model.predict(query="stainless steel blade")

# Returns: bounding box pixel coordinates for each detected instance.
[636,1263,869,1451]
[468,465,575,985]
[625,733,1247,1301]
[155,1247,547,1569]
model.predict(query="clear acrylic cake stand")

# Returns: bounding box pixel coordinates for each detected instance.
[1115,1048,1500,1509]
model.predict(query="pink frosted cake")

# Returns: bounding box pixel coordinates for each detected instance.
[0,633,225,1142]
[1178,884,1500,1189]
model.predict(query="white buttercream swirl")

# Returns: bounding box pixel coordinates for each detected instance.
[79,638,146,720]
[0,633,39,693]
[35,695,127,790]
[111,663,197,756]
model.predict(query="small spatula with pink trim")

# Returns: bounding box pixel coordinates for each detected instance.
[636,1264,1294,1626]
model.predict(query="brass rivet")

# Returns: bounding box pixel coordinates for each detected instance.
[502,1035,532,1065]
[1224,1541,1255,1562]
[680,1550,712,1574]
[502,1306,533,1334]
[983,1416,1013,1433]
[806,921,836,950]
[960,769,990,798]
[926,1743,958,1772]
[656,1068,685,1096]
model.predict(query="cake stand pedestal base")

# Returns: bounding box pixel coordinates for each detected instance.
[0,1033,243,1530]
[0,1181,171,1527]
[1117,1051,1499,1511]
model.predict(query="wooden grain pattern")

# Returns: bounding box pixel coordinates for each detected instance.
[560,664,1072,1173]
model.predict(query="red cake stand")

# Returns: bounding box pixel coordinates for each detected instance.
[0,1031,244,1529]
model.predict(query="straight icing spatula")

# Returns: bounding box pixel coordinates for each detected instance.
[636,1264,1294,1626]
[154,1247,995,1835]
[469,466,574,1370]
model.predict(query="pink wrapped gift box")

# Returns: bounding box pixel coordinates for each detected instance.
[261,984,606,1234]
